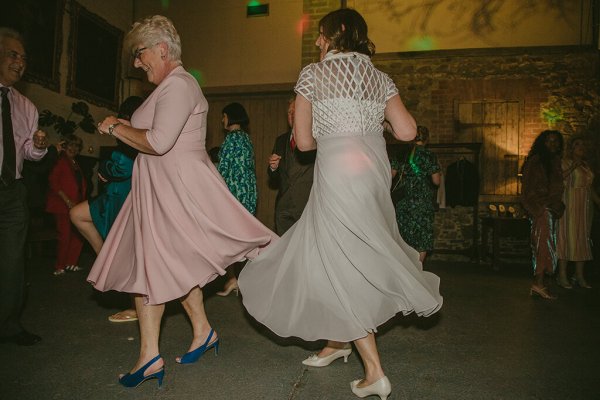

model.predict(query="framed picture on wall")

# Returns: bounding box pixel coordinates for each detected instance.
[0,0,64,92]
[67,2,123,110]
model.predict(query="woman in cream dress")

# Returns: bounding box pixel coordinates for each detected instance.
[239,9,442,400]
[556,136,597,289]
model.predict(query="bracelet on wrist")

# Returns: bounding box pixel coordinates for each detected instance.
[108,122,122,136]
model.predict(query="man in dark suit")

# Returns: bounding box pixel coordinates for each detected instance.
[0,28,48,346]
[268,98,316,235]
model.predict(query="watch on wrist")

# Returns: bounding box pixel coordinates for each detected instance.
[108,122,122,136]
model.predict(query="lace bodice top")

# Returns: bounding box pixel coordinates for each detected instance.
[294,51,398,139]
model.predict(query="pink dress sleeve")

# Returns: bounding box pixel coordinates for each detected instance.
[146,73,196,155]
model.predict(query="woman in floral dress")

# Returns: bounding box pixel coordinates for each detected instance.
[216,102,258,295]
[392,126,441,262]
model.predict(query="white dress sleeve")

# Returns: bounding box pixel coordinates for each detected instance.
[294,64,314,103]
[384,74,399,102]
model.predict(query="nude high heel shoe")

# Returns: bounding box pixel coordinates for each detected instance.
[530,285,557,300]
[302,347,352,367]
[350,376,392,400]
[216,279,239,297]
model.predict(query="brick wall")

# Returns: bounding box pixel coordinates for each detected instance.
[373,47,599,147]
[301,0,340,66]
[376,47,599,256]
[299,4,600,257]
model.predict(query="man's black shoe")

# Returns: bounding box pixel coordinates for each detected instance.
[0,330,42,346]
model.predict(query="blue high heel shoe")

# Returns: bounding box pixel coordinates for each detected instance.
[119,354,164,388]
[177,328,219,364]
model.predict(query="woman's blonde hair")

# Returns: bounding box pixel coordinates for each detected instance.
[125,15,182,63]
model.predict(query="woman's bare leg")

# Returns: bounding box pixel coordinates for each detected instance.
[317,340,350,357]
[70,201,138,320]
[575,261,591,287]
[533,273,545,288]
[557,259,572,287]
[176,286,216,361]
[353,333,385,387]
[127,295,164,374]
[70,201,103,254]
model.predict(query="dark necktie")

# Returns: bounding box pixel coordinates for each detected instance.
[1,87,16,185]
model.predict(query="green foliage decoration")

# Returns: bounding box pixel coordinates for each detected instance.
[540,106,564,127]
[39,101,96,137]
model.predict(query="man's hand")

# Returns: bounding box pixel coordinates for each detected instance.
[269,154,282,171]
[32,130,48,149]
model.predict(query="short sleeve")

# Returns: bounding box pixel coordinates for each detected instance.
[294,64,314,103]
[419,149,441,175]
[384,74,399,102]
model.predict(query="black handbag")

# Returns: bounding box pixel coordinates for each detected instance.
[390,166,407,204]
[391,146,415,204]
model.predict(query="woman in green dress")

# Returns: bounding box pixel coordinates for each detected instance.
[392,126,441,262]
[216,102,258,295]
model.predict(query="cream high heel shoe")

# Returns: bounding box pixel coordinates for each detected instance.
[216,279,239,297]
[350,376,392,400]
[302,347,352,367]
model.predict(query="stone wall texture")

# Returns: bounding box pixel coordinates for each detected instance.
[373,47,599,150]
[301,3,600,257]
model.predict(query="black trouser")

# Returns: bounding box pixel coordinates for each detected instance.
[0,180,29,337]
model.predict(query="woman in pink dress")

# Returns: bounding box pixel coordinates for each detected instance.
[89,15,275,388]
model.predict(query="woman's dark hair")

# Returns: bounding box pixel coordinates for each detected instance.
[116,139,138,160]
[415,125,429,142]
[64,134,83,150]
[118,96,144,120]
[222,102,249,128]
[114,96,144,160]
[565,134,586,159]
[525,129,564,177]
[319,8,375,57]
[208,146,220,164]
